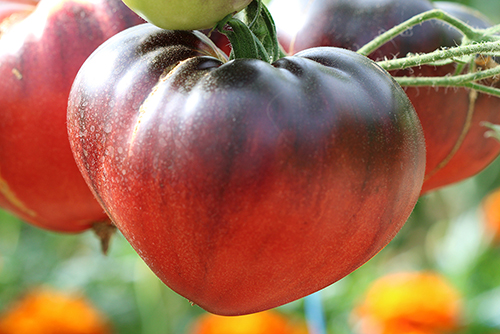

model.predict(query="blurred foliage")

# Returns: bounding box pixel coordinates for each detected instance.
[2,0,500,333]
[443,0,500,23]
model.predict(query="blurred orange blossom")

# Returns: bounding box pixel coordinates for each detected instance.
[352,271,463,334]
[0,287,111,334]
[189,310,308,334]
[482,187,500,242]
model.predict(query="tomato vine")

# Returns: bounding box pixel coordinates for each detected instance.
[216,0,283,62]
[355,8,500,98]
[356,9,499,56]
[216,1,500,99]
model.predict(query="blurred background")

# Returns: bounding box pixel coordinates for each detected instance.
[2,0,500,333]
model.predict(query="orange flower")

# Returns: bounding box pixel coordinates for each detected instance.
[352,272,463,334]
[189,310,307,334]
[482,187,500,243]
[0,287,112,334]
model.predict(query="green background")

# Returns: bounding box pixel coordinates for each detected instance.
[1,0,500,333]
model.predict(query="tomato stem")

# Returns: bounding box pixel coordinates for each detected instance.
[246,0,262,29]
[358,9,499,57]
[217,14,270,61]
[216,0,286,62]
[463,82,500,98]
[356,6,500,99]
[377,41,500,71]
[243,0,284,62]
[380,40,500,98]
[395,61,500,86]
[92,221,117,255]
[484,24,500,35]
[394,65,500,98]
[362,8,500,98]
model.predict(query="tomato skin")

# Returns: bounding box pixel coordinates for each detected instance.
[68,24,425,315]
[0,0,144,232]
[271,0,500,194]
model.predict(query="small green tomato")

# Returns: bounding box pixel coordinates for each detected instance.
[122,0,253,30]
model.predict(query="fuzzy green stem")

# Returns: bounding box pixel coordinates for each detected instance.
[259,4,282,62]
[365,9,500,99]
[217,15,270,62]
[244,0,283,62]
[484,24,500,35]
[358,9,499,57]
[216,0,284,63]
[395,65,500,87]
[247,0,262,29]
[463,82,500,98]
[394,71,500,99]
[377,41,500,71]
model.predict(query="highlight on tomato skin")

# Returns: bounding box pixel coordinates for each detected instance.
[67,24,425,316]
[270,0,500,195]
[0,0,144,233]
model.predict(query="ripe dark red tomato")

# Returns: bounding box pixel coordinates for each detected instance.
[271,0,500,194]
[0,0,144,232]
[68,24,425,315]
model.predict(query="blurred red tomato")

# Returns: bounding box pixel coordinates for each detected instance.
[0,0,144,233]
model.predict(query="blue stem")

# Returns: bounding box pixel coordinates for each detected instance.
[304,292,327,334]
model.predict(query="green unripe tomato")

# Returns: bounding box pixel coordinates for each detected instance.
[122,0,253,30]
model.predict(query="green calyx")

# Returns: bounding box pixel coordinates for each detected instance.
[216,0,285,63]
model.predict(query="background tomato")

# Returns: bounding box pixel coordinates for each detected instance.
[122,0,253,30]
[67,24,425,315]
[270,0,500,194]
[0,0,144,233]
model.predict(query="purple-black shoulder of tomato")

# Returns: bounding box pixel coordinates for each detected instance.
[70,23,227,108]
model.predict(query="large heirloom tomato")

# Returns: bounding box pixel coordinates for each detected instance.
[122,0,253,30]
[0,0,144,233]
[271,0,500,194]
[68,24,425,315]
